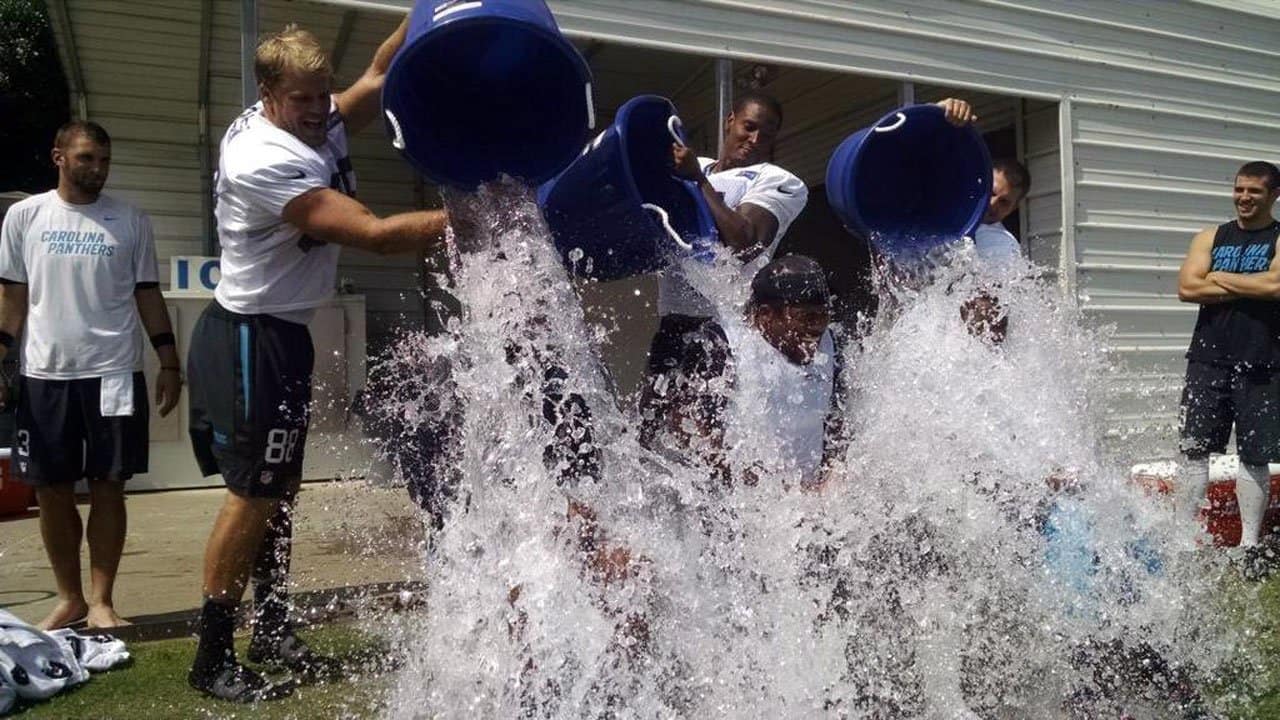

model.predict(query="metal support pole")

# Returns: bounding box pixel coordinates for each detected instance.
[1014,97,1028,245]
[715,58,732,159]
[47,0,88,119]
[199,0,217,256]
[1057,98,1078,301]
[898,81,915,106]
[240,0,259,107]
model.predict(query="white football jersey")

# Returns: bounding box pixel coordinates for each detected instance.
[213,100,354,321]
[723,320,835,486]
[658,157,809,317]
[973,222,1022,270]
[0,191,158,380]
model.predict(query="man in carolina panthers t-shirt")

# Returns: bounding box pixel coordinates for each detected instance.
[186,23,450,703]
[639,91,809,447]
[0,121,182,630]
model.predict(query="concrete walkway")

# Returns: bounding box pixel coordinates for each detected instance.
[0,480,428,627]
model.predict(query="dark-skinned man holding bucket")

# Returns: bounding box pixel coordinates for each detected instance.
[639,91,810,451]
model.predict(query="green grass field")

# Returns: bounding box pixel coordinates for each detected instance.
[8,574,1280,718]
[7,624,394,719]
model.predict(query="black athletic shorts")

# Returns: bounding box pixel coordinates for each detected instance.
[1180,360,1280,465]
[187,302,314,499]
[14,372,149,485]
[638,313,730,447]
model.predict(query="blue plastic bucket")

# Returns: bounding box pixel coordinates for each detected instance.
[538,95,718,282]
[825,104,991,258]
[382,0,594,189]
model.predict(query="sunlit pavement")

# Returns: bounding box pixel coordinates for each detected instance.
[0,480,428,627]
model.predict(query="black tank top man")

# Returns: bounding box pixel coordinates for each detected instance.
[1186,220,1280,368]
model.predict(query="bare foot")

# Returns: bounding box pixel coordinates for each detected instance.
[86,604,132,629]
[37,597,89,630]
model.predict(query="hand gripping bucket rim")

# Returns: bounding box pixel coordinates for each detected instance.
[611,95,709,254]
[539,94,718,281]
[382,0,594,189]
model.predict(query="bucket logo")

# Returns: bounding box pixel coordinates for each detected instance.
[434,0,482,21]
[39,230,116,256]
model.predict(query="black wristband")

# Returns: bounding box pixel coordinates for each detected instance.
[150,332,176,350]
[0,331,13,350]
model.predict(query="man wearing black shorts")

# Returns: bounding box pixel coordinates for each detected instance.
[0,121,182,629]
[186,23,449,702]
[1176,161,1280,549]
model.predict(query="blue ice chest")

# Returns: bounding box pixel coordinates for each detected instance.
[382,0,594,189]
[539,95,718,282]
[826,104,992,258]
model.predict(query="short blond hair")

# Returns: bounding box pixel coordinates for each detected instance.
[255,24,331,89]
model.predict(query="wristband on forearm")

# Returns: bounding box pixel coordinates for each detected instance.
[150,332,176,350]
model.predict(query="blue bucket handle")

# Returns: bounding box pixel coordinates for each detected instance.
[873,111,907,134]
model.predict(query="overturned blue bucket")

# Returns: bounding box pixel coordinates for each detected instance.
[539,95,717,282]
[382,0,594,189]
[826,104,991,258]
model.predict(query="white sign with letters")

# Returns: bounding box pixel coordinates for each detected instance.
[169,256,221,295]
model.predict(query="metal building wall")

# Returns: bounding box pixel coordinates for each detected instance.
[535,0,1280,452]
[46,0,207,262]
[48,0,1280,450]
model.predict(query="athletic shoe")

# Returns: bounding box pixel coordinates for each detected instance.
[188,661,296,703]
[1238,543,1277,582]
[247,629,345,682]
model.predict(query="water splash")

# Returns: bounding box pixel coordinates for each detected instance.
[366,194,1256,719]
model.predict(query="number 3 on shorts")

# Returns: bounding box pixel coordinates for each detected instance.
[265,428,300,464]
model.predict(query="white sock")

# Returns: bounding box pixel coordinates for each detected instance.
[1237,462,1272,547]
[1176,457,1210,531]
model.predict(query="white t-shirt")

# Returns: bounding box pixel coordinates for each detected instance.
[213,100,354,322]
[657,157,809,317]
[973,222,1021,269]
[722,320,835,486]
[0,191,159,380]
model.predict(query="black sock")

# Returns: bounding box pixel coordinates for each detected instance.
[251,501,294,646]
[192,598,238,676]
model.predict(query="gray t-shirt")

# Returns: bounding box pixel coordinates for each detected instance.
[0,190,158,379]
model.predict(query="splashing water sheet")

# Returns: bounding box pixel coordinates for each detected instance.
[365,191,1256,719]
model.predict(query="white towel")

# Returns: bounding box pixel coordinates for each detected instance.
[0,610,89,709]
[49,630,131,673]
[0,609,129,714]
[99,372,134,417]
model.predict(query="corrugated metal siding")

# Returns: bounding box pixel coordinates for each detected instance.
[52,0,1280,447]
[538,0,1280,450]
[1071,101,1280,447]
[52,0,207,263]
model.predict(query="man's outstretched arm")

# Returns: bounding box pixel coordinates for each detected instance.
[334,16,409,135]
[283,187,447,256]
